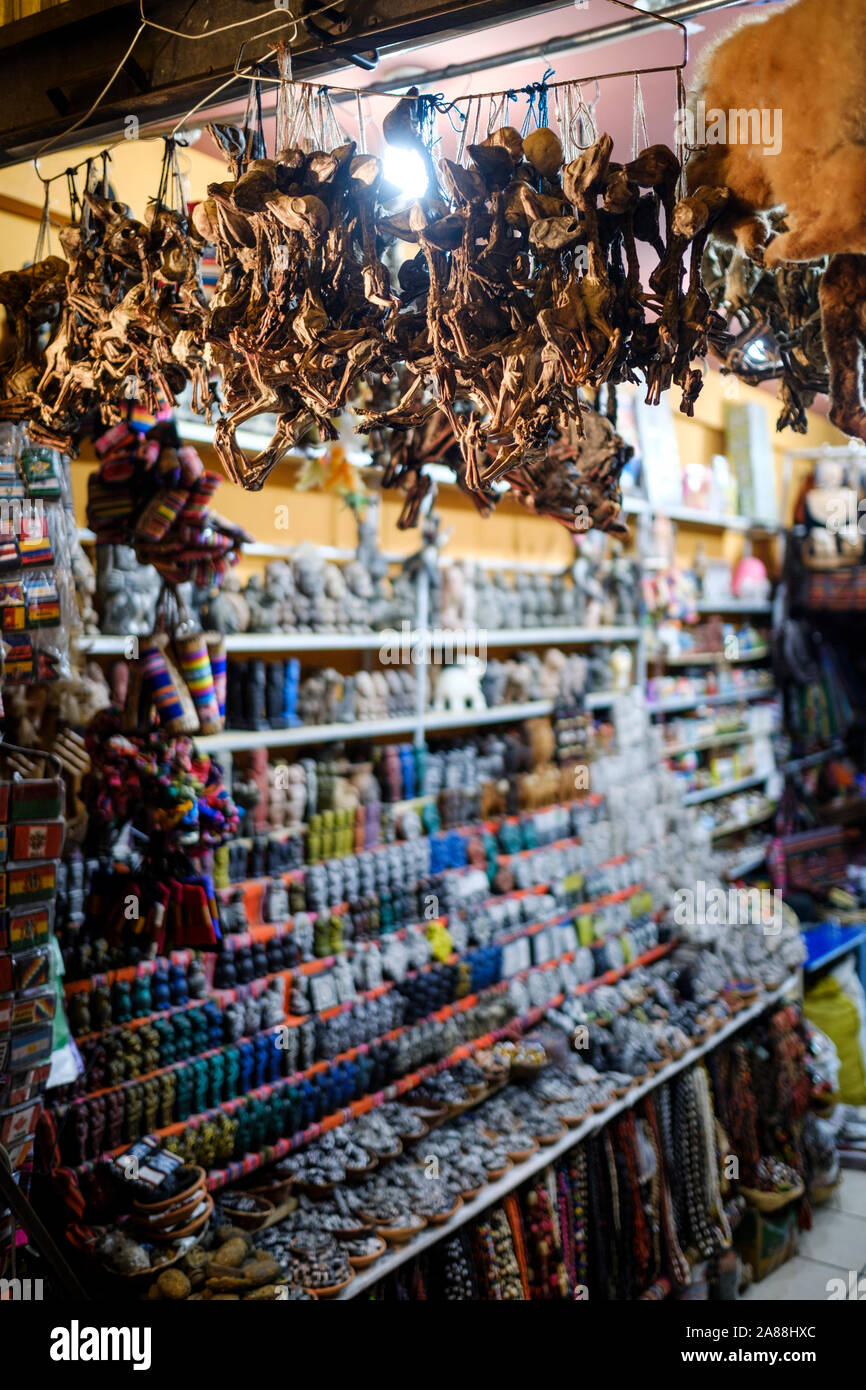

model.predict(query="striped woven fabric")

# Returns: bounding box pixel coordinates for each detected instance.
[140,639,186,728]
[180,472,220,526]
[207,638,227,719]
[94,422,136,457]
[135,488,189,542]
[174,634,220,731]
[86,473,134,536]
[178,446,204,484]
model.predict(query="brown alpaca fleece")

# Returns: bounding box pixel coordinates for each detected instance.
[686,0,866,266]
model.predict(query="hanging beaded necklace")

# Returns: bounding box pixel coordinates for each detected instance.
[643,1096,690,1286]
[673,1070,720,1259]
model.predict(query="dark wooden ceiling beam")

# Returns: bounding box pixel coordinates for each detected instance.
[0,0,563,165]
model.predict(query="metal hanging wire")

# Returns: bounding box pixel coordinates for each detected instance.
[218,0,688,172]
[28,0,692,211]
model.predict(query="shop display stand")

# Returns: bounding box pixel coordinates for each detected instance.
[0,1145,88,1299]
[335,972,802,1299]
[802,923,866,991]
[641,498,781,867]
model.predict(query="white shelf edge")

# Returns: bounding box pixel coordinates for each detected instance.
[194,694,628,751]
[724,846,768,879]
[422,700,552,732]
[693,600,773,615]
[337,973,801,1299]
[76,627,641,658]
[196,716,419,752]
[621,497,782,533]
[711,802,778,840]
[225,632,385,653]
[659,646,770,667]
[648,686,778,715]
[662,727,776,759]
[683,772,772,806]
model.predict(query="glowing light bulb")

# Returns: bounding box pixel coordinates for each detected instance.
[382,146,428,201]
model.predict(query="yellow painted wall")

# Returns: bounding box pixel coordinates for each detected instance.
[66,363,845,580]
[0,138,225,270]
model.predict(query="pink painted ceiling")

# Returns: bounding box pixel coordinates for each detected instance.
[195,1,828,420]
[196,1,765,163]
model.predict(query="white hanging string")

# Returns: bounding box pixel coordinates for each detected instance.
[486,93,502,137]
[33,183,53,262]
[632,72,649,159]
[275,42,295,153]
[577,82,600,148]
[675,69,688,197]
[355,91,367,155]
[36,23,145,158]
[469,96,482,152]
[455,95,474,166]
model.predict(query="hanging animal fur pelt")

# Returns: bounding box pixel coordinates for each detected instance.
[687,0,866,440]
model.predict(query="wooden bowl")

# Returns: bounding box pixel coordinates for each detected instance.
[347,1237,387,1270]
[102,1229,206,1281]
[149,1194,213,1243]
[425,1194,463,1226]
[740,1181,804,1213]
[375,1141,404,1162]
[345,1155,378,1181]
[305,1272,355,1299]
[247,1174,294,1205]
[333,1219,371,1240]
[506,1139,540,1160]
[401,1099,448,1122]
[134,1182,209,1234]
[378,1216,427,1245]
[558,1112,589,1131]
[132,1167,206,1215]
[398,1123,429,1148]
[536,1125,566,1144]
[218,1193,274,1230]
[486,1161,513,1182]
[293,1178,338,1199]
[459,1183,486,1201]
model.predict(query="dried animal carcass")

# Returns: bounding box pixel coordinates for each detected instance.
[364,122,729,497]
[703,237,829,435]
[198,130,400,489]
[0,256,68,426]
[0,171,212,451]
[367,372,631,539]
